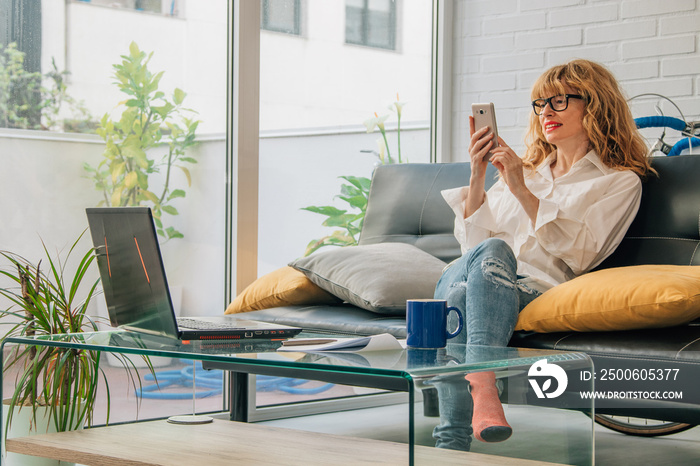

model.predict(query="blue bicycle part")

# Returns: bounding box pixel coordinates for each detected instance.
[635,116,687,132]
[635,116,700,156]
[667,138,700,157]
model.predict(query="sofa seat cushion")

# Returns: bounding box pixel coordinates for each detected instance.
[510,325,700,422]
[225,266,341,314]
[241,305,408,338]
[516,265,700,333]
[511,325,700,360]
[289,243,446,315]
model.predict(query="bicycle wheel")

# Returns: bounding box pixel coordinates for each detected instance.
[594,414,696,437]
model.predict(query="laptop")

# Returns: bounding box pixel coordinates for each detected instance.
[86,207,302,341]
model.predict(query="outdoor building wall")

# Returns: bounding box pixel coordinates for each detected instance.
[260,0,432,131]
[40,0,432,135]
[51,0,228,135]
[449,0,700,160]
[0,131,226,317]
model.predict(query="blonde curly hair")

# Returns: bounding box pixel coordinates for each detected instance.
[523,60,652,177]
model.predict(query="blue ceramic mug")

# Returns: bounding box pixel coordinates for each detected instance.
[406,299,464,349]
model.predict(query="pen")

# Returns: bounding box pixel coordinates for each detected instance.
[281,338,337,347]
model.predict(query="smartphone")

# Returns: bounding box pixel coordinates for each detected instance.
[472,103,499,160]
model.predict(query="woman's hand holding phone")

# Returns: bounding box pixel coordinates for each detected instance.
[471,103,499,161]
[464,115,492,218]
[468,115,494,182]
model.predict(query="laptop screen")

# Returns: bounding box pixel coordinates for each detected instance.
[86,207,180,339]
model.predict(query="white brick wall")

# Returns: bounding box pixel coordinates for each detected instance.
[450,0,700,161]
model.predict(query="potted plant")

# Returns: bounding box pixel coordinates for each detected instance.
[301,95,408,256]
[0,232,147,464]
[84,41,200,241]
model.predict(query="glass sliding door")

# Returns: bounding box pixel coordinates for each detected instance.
[252,0,434,413]
[0,0,228,423]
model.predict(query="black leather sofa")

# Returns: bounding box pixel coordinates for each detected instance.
[244,155,700,433]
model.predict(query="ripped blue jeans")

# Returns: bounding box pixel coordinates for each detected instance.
[430,238,542,451]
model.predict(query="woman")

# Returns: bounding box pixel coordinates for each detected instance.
[432,59,652,451]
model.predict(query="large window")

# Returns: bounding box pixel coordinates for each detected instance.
[345,0,397,50]
[0,0,227,423]
[1,0,442,423]
[261,0,301,35]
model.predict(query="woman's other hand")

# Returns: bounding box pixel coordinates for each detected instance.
[490,138,526,195]
[491,137,539,222]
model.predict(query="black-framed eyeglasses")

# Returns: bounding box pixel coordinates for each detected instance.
[532,94,584,115]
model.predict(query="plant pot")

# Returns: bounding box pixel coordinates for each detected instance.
[2,400,80,466]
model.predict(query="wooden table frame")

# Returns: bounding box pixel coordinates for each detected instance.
[6,418,567,465]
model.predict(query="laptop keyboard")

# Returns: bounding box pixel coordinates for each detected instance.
[177,318,242,330]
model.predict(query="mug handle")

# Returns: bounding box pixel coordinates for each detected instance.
[446,306,464,340]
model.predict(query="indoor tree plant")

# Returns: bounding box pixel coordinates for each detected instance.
[84,42,200,241]
[301,95,408,256]
[0,232,148,456]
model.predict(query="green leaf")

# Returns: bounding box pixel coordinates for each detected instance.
[166,227,184,239]
[339,184,362,198]
[301,206,347,217]
[129,41,141,58]
[303,231,357,256]
[162,205,179,216]
[136,170,149,190]
[141,189,159,204]
[178,166,192,186]
[110,162,126,183]
[337,195,367,211]
[339,175,371,193]
[124,171,138,189]
[173,88,186,105]
[111,186,124,206]
[152,103,174,120]
[167,189,186,201]
[322,214,357,228]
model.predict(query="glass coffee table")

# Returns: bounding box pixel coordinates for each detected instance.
[1,331,594,465]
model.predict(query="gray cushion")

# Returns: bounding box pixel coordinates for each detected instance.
[289,243,446,315]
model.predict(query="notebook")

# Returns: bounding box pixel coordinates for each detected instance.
[86,207,302,341]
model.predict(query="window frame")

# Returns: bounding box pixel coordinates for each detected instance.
[230,0,452,420]
[261,0,301,36]
[345,0,397,51]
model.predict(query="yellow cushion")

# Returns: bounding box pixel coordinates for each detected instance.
[225,266,340,314]
[515,265,700,333]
